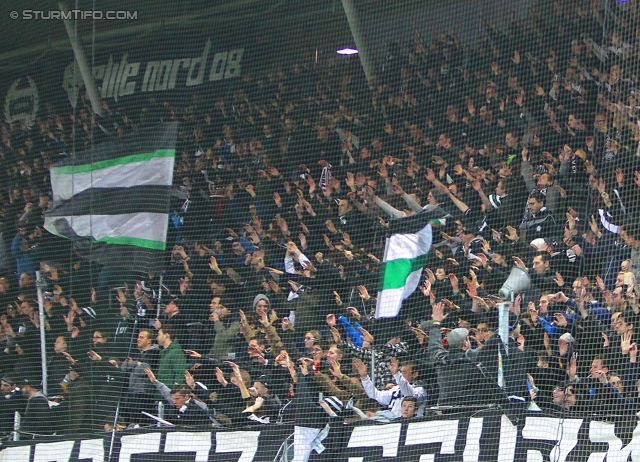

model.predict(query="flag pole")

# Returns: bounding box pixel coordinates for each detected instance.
[58,1,104,117]
[35,271,48,396]
[370,348,376,386]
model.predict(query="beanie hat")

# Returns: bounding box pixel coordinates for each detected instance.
[446,328,469,348]
[559,333,575,343]
[252,294,270,310]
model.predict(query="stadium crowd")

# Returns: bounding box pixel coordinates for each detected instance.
[0,0,640,444]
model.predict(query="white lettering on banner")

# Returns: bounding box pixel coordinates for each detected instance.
[0,445,30,462]
[521,417,583,462]
[498,414,518,461]
[63,40,243,107]
[168,59,191,90]
[588,420,640,462]
[100,55,114,99]
[209,51,229,81]
[186,39,211,87]
[8,417,640,461]
[78,439,104,462]
[347,423,402,457]
[119,61,140,97]
[33,441,74,462]
[405,420,459,461]
[224,49,244,78]
[142,61,159,92]
[118,432,161,462]
[155,60,174,92]
[462,417,484,461]
[215,431,260,462]
[165,432,211,462]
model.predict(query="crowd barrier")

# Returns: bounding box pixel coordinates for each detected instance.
[2,409,640,461]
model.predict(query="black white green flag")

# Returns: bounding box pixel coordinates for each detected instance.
[375,212,434,318]
[44,123,177,272]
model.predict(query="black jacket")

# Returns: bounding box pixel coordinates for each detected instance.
[428,325,494,406]
[520,207,560,242]
[21,392,52,435]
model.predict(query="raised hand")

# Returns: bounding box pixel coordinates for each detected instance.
[512,256,527,271]
[298,357,313,376]
[432,302,447,322]
[512,294,522,315]
[359,327,374,344]
[420,279,432,297]
[116,289,127,304]
[273,191,283,208]
[281,317,293,331]
[346,306,361,320]
[425,268,436,284]
[357,285,371,300]
[328,359,343,379]
[184,349,202,359]
[553,313,568,327]
[353,358,368,378]
[505,226,519,241]
[215,367,228,387]
[621,331,633,354]
[330,327,342,343]
[87,350,102,361]
[388,356,399,375]
[185,370,195,388]
[144,368,157,384]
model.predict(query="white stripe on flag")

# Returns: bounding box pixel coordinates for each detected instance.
[51,157,175,202]
[384,224,432,261]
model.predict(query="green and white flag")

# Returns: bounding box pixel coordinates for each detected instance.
[376,213,433,318]
[44,123,177,273]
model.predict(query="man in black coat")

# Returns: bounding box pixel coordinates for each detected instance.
[428,303,494,406]
[20,377,53,437]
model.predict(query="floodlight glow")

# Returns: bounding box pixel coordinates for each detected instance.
[336,48,358,55]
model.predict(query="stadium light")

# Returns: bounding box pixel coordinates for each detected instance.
[336,47,358,55]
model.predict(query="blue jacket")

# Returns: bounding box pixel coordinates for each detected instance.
[10,233,38,281]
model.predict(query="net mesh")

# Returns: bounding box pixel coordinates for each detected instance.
[0,0,639,460]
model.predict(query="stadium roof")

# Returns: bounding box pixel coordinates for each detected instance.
[0,0,455,63]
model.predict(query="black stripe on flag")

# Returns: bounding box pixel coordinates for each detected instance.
[45,218,164,271]
[45,186,172,217]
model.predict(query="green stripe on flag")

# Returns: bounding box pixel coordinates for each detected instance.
[96,236,166,250]
[379,253,429,290]
[47,227,166,250]
[51,149,175,174]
